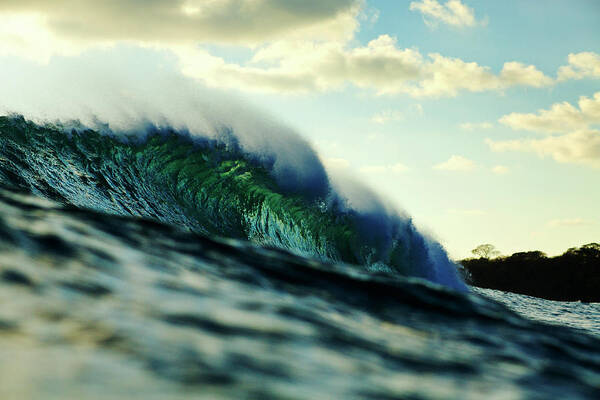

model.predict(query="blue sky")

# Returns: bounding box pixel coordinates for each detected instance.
[0,0,599,258]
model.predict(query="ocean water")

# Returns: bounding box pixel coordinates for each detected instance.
[0,116,599,399]
[475,288,600,338]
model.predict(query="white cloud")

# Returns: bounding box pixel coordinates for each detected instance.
[0,13,100,63]
[491,165,509,175]
[557,52,600,81]
[433,155,475,171]
[359,163,409,175]
[0,1,559,98]
[401,55,551,97]
[499,92,600,134]
[500,61,554,88]
[492,92,600,167]
[409,0,482,28]
[176,37,554,97]
[0,0,361,46]
[407,53,500,96]
[460,122,493,131]
[487,129,600,168]
[176,35,427,94]
[547,218,590,228]
[0,1,362,66]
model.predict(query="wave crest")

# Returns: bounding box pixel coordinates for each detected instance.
[0,115,466,290]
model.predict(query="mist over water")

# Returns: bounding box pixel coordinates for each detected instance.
[1,46,330,197]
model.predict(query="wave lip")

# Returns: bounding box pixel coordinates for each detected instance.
[0,115,466,290]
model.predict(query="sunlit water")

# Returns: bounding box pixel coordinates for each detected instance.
[475,287,600,337]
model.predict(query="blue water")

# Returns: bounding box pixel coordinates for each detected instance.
[0,115,599,399]
[476,288,600,337]
[0,115,465,290]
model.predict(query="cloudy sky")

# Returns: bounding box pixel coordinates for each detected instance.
[1,0,599,258]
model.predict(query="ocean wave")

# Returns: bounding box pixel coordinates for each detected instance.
[0,115,465,290]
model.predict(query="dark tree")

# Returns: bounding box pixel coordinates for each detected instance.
[471,244,500,259]
[460,242,600,302]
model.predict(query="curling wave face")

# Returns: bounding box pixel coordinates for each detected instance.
[0,115,464,289]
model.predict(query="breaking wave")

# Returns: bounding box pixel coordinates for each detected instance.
[0,115,465,290]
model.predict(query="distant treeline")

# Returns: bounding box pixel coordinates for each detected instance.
[460,243,600,302]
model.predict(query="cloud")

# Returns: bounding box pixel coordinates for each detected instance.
[433,155,475,171]
[401,54,551,97]
[499,92,600,133]
[500,61,554,88]
[176,35,425,94]
[0,0,361,46]
[409,0,482,28]
[359,163,409,175]
[460,122,493,131]
[491,165,509,175]
[487,129,600,167]
[0,1,557,97]
[407,53,500,96]
[557,52,600,81]
[547,218,590,228]
[0,13,96,63]
[492,92,600,167]
[176,35,554,96]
